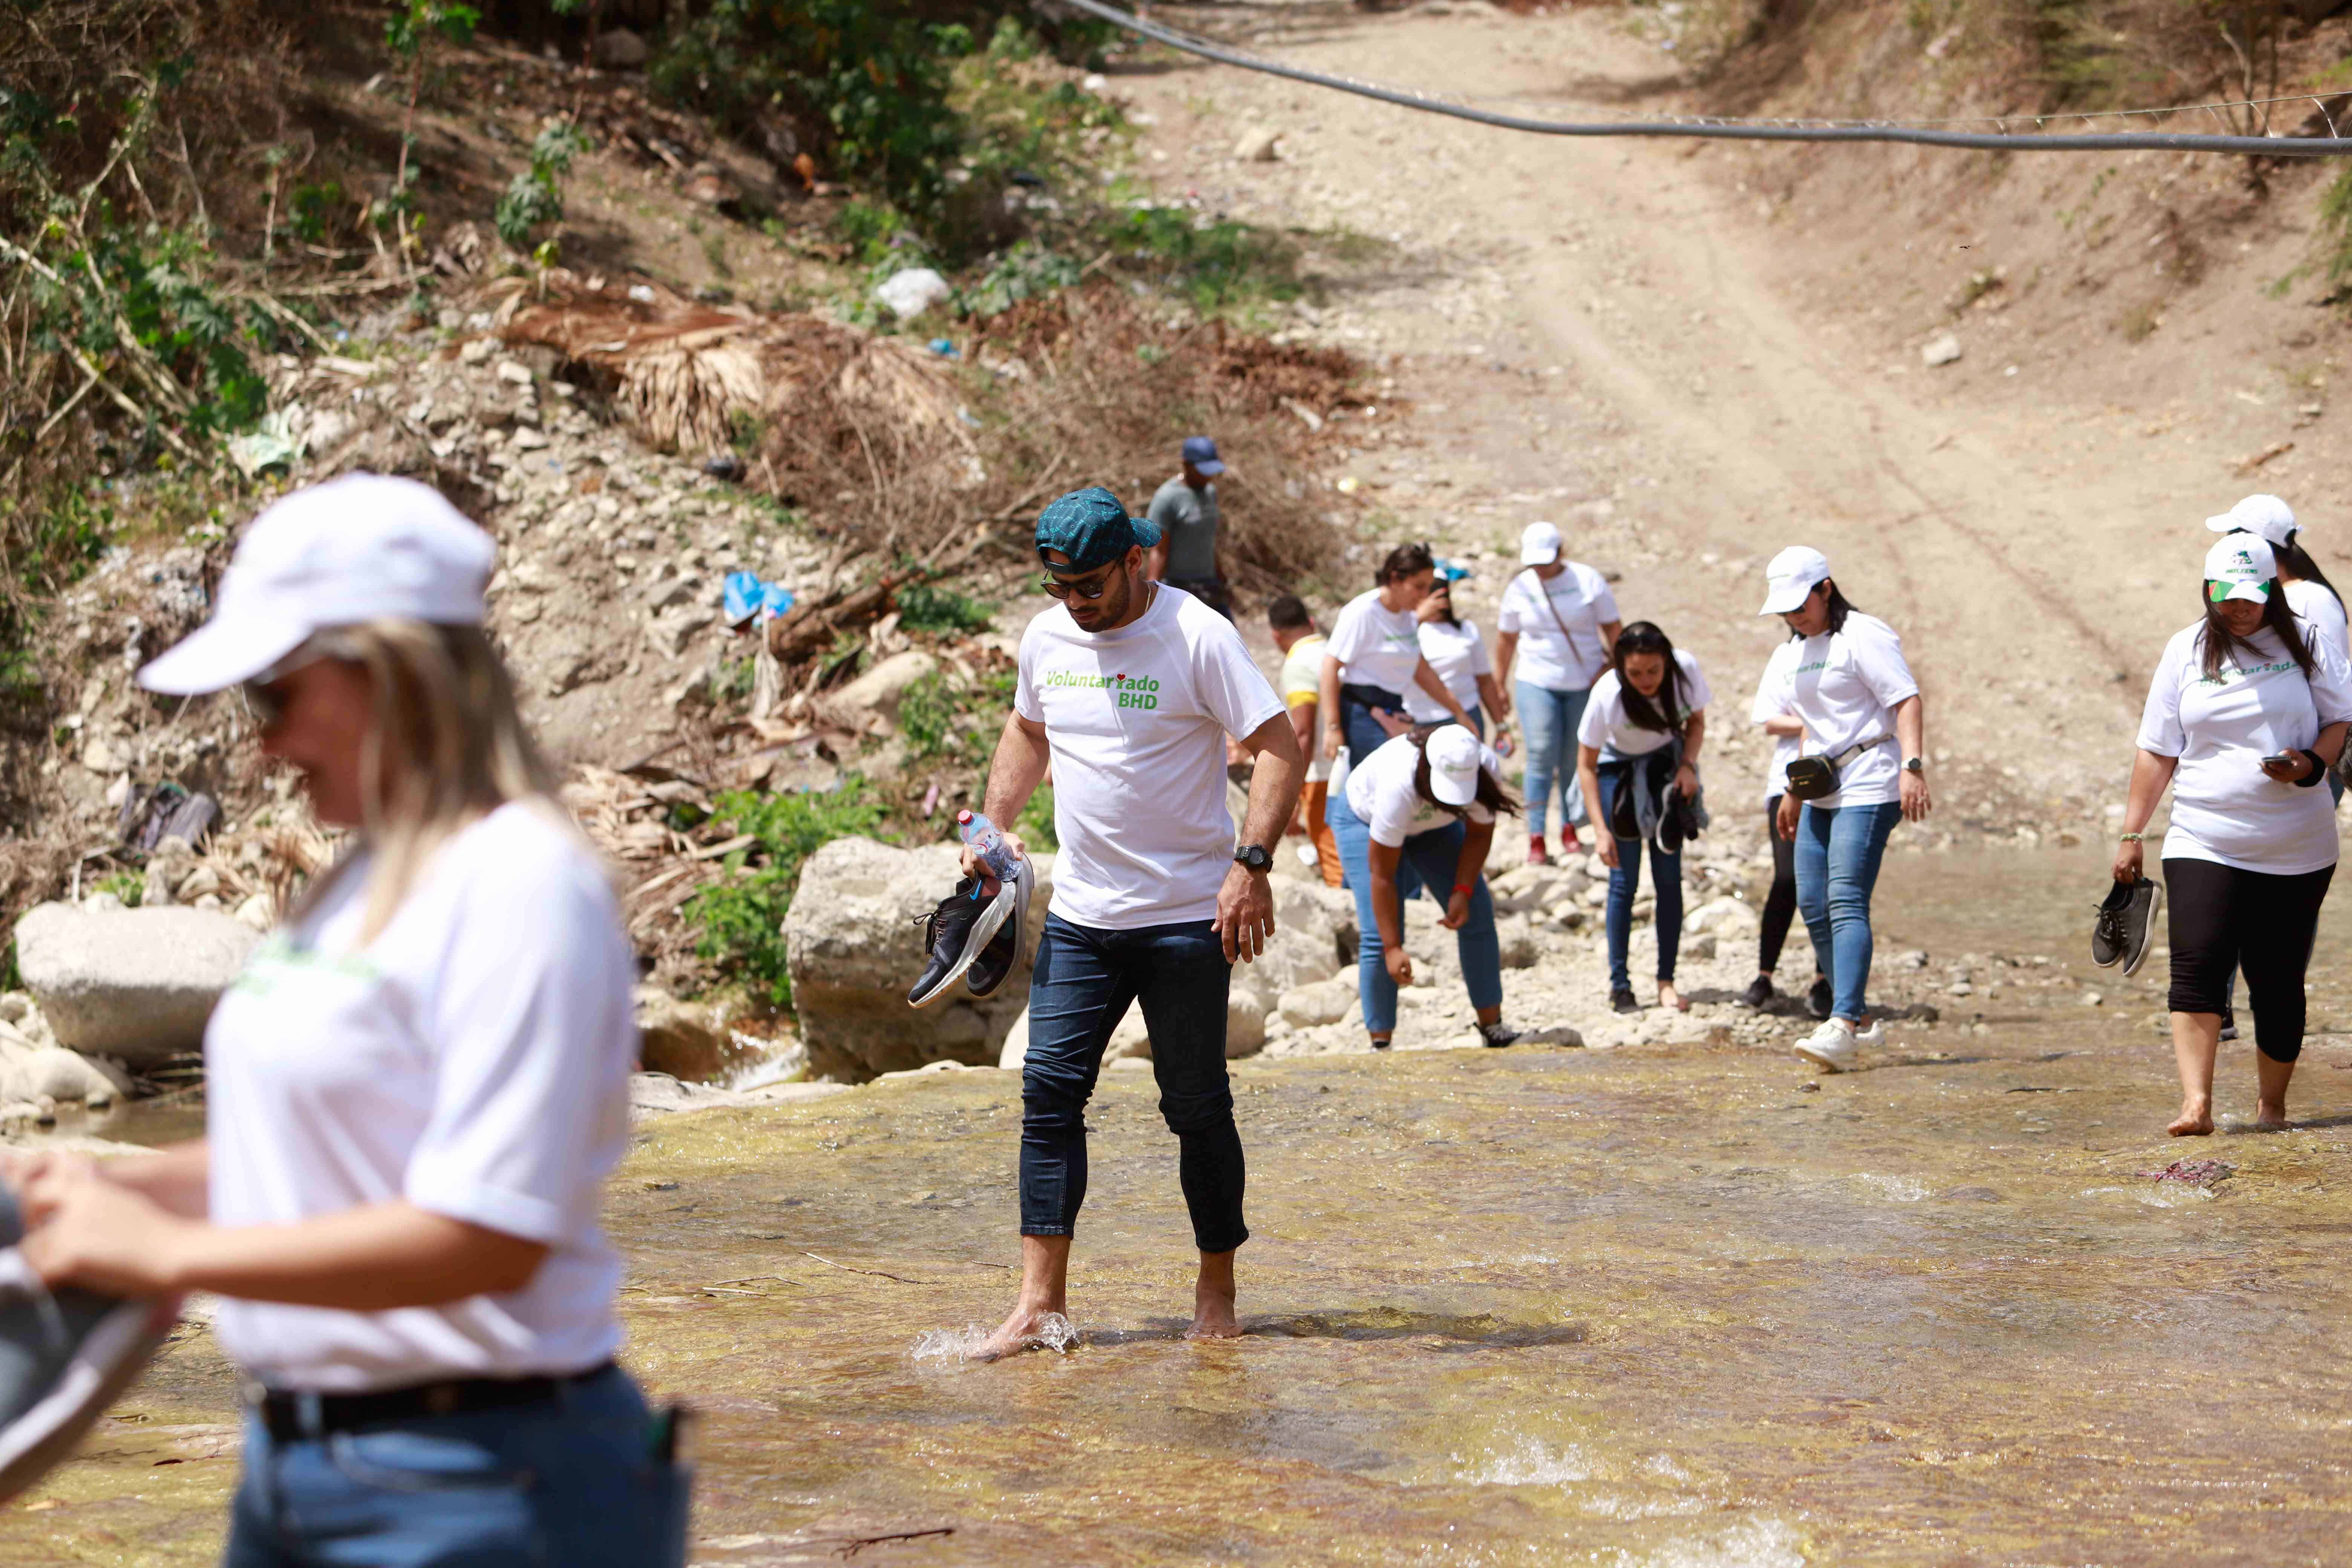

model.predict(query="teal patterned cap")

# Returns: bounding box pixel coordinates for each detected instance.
[1035,487,1160,572]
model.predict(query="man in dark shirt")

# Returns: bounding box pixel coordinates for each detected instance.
[1145,436,1228,619]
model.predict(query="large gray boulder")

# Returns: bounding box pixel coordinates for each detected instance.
[783,837,1047,1081]
[12,902,260,1067]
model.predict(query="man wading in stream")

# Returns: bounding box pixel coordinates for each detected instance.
[965,486,1303,1359]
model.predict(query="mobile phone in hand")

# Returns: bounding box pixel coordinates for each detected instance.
[2262,752,2296,769]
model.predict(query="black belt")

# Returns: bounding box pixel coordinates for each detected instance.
[251,1360,616,1442]
[1339,682,1404,711]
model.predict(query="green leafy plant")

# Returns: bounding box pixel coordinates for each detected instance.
[382,3,482,258]
[897,672,967,760]
[96,871,144,908]
[685,778,890,1008]
[495,121,589,251]
[960,240,1081,318]
[1108,206,1302,313]
[895,583,992,634]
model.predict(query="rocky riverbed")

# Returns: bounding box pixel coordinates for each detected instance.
[15,847,2352,1564]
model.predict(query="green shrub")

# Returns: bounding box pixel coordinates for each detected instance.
[685,778,890,1008]
[896,583,992,634]
[96,871,143,908]
[1109,206,1301,312]
[495,121,589,250]
[898,671,965,759]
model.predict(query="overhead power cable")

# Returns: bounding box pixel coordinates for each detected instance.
[1055,0,2352,157]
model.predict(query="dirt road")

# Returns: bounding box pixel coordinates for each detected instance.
[1118,1,2336,844]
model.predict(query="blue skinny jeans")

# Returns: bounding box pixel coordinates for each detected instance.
[1514,681,1590,837]
[1596,765,1683,992]
[1021,913,1247,1254]
[1793,799,1904,1022]
[1327,787,1504,1036]
[223,1363,688,1567]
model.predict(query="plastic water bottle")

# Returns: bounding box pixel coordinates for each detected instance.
[957,810,1020,883]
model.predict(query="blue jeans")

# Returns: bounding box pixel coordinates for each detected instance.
[1596,766,1683,991]
[222,1364,688,1566]
[1794,800,1904,1022]
[1327,788,1504,1035]
[1023,914,1246,1253]
[1515,681,1590,836]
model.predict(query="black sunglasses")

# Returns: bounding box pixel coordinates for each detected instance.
[1040,562,1122,601]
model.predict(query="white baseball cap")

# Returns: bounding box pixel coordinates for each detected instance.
[2205,493,2298,548]
[1426,724,1483,807]
[1519,521,1563,566]
[2204,532,2277,605]
[138,473,496,695]
[1759,545,1832,616]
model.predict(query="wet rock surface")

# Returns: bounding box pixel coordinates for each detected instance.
[23,851,2352,1563]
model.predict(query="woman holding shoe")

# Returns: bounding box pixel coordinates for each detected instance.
[2113,531,2352,1136]
[1573,622,1710,1015]
[1752,547,1932,1075]
[11,475,686,1566]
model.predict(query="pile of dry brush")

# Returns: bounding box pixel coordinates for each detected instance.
[499,276,1369,615]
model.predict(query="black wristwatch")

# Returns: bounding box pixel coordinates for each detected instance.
[1233,844,1272,873]
[1902,757,1925,774]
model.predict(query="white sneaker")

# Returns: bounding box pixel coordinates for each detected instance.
[1793,1018,1859,1073]
[1850,1018,1886,1050]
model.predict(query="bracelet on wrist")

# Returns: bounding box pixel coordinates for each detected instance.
[2118,832,2147,843]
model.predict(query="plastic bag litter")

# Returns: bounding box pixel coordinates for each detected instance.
[874,268,952,321]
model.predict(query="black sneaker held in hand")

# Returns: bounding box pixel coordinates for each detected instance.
[2090,876,2161,977]
[0,1185,174,1503]
[964,864,1032,1000]
[908,876,1015,1009]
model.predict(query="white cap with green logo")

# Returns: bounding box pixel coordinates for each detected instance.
[2204,533,2277,605]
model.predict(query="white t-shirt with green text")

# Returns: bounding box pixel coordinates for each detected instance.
[1017,585,1284,928]
[2137,622,2352,874]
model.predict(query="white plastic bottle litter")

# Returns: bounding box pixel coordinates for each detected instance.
[957,810,1020,883]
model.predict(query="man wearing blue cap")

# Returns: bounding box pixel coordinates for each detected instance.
[1145,436,1230,619]
[960,486,1303,1359]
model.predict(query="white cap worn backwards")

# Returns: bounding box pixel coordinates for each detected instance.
[2204,532,2277,605]
[1758,545,1831,616]
[138,473,496,695]
[1519,521,1563,566]
[2205,493,2298,548]
[1426,724,1483,807]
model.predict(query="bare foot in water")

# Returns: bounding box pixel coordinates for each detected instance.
[1658,981,1689,1013]
[1185,1249,1241,1341]
[974,1303,1073,1362]
[2257,1099,2292,1130]
[2168,1096,2215,1137]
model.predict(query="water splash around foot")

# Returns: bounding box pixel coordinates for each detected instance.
[912,1312,1079,1363]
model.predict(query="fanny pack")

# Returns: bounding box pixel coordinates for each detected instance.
[1784,733,1892,801]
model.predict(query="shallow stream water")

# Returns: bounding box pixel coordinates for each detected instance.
[11,849,2352,1564]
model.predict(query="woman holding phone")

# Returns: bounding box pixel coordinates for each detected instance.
[2113,531,2352,1136]
[11,475,685,1565]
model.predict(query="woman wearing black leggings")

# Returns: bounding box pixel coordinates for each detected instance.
[2115,533,2352,1135]
[1743,687,1828,1016]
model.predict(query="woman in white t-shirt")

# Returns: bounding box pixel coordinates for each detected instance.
[1573,623,1709,1015]
[2115,531,2352,1137]
[1752,546,1932,1075]
[1329,726,1524,1051]
[1319,542,1476,767]
[1404,564,1506,738]
[1493,521,1622,866]
[12,477,683,1565]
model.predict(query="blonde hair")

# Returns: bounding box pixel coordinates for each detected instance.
[292,619,565,940]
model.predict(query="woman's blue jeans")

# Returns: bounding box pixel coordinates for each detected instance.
[1328,788,1504,1035]
[1595,766,1683,991]
[1515,681,1590,836]
[1793,800,1904,1021]
[223,1364,689,1566]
